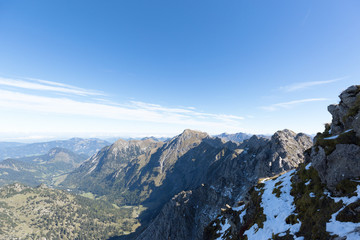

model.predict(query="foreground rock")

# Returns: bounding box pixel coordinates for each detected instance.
[203,85,360,240]
[312,85,360,190]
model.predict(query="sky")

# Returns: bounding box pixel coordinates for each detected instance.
[0,0,359,142]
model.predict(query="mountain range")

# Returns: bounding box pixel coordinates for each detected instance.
[0,147,88,187]
[0,86,359,239]
[60,128,312,239]
[0,137,110,160]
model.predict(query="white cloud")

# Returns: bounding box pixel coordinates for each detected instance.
[0,89,244,129]
[280,76,349,92]
[0,77,104,96]
[261,98,328,111]
[0,76,246,138]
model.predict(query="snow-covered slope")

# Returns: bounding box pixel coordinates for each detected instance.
[205,163,360,240]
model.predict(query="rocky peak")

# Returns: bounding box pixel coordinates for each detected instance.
[177,129,209,142]
[157,130,209,172]
[240,129,312,177]
[272,128,297,139]
[110,138,161,154]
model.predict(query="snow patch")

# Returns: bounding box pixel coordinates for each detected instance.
[244,170,303,240]
[324,135,339,140]
[324,129,353,140]
[216,219,231,240]
[326,185,360,239]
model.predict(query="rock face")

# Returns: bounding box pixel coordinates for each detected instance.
[136,129,312,240]
[312,85,360,190]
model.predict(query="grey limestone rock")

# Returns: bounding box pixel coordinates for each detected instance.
[312,85,360,190]
[328,85,360,135]
[326,144,360,188]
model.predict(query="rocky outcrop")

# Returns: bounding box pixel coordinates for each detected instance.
[327,85,360,137]
[136,129,312,240]
[312,85,360,190]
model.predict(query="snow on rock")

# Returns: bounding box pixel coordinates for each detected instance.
[216,219,231,240]
[326,185,360,239]
[324,129,353,140]
[244,170,303,239]
[324,135,339,140]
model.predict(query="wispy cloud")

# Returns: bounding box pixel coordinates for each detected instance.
[0,76,246,136]
[0,77,104,96]
[301,8,311,26]
[280,76,349,92]
[0,90,244,128]
[261,98,328,111]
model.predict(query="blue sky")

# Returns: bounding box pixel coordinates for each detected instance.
[0,0,359,141]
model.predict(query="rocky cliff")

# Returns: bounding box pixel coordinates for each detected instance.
[204,85,360,240]
[312,85,360,190]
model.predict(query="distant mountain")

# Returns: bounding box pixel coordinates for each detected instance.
[0,183,142,239]
[214,132,253,143]
[140,136,170,142]
[0,147,88,187]
[0,138,110,160]
[0,142,25,149]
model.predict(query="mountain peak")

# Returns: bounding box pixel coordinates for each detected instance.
[272,129,297,139]
[181,129,208,138]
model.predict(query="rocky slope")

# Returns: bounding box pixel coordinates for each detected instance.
[136,129,312,240]
[0,137,110,160]
[0,148,88,187]
[204,85,360,240]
